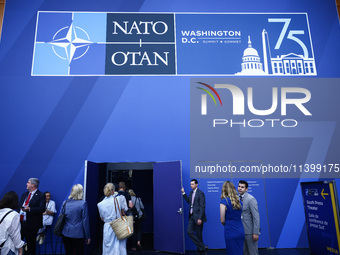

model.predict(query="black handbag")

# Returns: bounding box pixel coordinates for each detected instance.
[53,201,68,236]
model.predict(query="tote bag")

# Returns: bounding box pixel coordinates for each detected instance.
[110,197,134,240]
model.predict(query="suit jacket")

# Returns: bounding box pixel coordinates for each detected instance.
[183,188,207,223]
[241,192,260,235]
[61,199,90,239]
[19,189,45,230]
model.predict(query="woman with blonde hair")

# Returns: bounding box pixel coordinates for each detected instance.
[97,183,128,255]
[59,184,90,255]
[220,181,244,255]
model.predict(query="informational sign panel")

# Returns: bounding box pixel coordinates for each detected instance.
[301,181,340,255]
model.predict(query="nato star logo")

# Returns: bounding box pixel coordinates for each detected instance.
[32,11,107,75]
[49,23,93,64]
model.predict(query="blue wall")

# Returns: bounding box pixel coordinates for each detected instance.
[1,0,340,251]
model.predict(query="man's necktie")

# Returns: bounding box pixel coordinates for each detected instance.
[190,191,196,214]
[20,193,31,221]
[239,195,243,202]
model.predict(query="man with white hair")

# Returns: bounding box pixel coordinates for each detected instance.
[19,178,45,255]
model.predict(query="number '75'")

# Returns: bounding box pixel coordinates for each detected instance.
[268,18,308,58]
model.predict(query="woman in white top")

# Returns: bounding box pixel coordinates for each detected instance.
[0,191,24,255]
[37,191,57,245]
[97,183,128,255]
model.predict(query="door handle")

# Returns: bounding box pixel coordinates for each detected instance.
[177,208,183,214]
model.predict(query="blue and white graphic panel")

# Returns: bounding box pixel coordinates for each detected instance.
[32,12,176,76]
[176,13,315,76]
[32,12,315,76]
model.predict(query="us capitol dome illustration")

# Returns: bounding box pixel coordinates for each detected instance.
[235,30,316,76]
[236,35,265,75]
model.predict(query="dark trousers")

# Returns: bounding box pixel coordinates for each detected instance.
[62,236,84,255]
[187,215,205,251]
[21,222,39,255]
[132,218,142,245]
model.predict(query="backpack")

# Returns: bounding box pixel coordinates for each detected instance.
[131,205,139,218]
[131,197,139,218]
[117,191,135,216]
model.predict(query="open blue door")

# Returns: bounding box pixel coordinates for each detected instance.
[84,160,100,255]
[153,161,185,253]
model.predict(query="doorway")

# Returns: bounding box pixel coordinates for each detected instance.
[106,162,154,250]
[84,160,185,254]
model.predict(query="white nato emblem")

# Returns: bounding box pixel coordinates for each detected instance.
[48,23,93,64]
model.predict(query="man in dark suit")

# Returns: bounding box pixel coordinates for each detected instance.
[19,178,45,255]
[181,179,208,254]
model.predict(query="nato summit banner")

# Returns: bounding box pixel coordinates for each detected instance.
[32,12,176,75]
[301,181,340,255]
[32,12,316,76]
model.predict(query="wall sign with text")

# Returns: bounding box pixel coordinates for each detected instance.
[32,12,316,76]
[301,181,340,255]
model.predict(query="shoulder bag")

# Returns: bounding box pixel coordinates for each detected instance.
[137,197,146,221]
[53,201,68,236]
[110,197,134,240]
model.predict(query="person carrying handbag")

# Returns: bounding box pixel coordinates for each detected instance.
[59,184,91,255]
[98,183,129,255]
[128,190,145,250]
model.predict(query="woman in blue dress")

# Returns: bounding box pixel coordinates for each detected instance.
[97,183,128,255]
[220,181,245,255]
